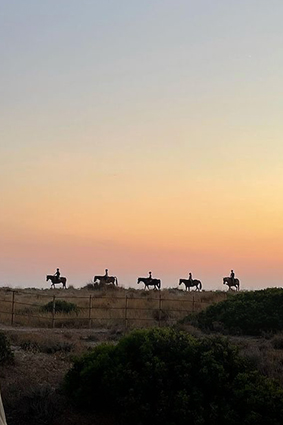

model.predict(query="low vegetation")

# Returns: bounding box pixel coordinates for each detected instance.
[187,288,283,336]
[64,328,283,425]
[0,332,14,364]
[41,300,79,314]
[0,286,227,329]
[3,287,283,424]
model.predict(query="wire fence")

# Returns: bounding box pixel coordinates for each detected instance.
[0,290,228,330]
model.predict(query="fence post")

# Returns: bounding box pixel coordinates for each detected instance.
[88,295,92,329]
[125,295,128,330]
[11,291,15,326]
[52,295,56,328]
[158,292,162,327]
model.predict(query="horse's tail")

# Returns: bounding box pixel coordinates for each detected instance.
[115,276,118,286]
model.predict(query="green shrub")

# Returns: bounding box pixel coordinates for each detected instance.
[20,340,40,352]
[0,332,14,364]
[189,288,283,336]
[41,300,78,314]
[20,338,74,354]
[272,336,283,350]
[64,328,283,425]
[41,341,74,354]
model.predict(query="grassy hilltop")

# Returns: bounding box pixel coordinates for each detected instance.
[1,287,283,425]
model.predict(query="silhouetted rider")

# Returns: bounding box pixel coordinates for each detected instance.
[104,269,109,281]
[188,272,193,281]
[230,269,235,284]
[54,268,61,281]
[148,271,152,280]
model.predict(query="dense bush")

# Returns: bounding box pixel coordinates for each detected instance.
[188,288,283,336]
[41,300,78,314]
[64,328,283,425]
[0,332,14,364]
[20,339,74,354]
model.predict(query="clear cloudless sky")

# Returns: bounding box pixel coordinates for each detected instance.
[1,0,283,289]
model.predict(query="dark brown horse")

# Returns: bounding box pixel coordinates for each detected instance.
[137,277,161,290]
[179,278,202,291]
[93,275,118,286]
[223,276,240,291]
[46,275,67,289]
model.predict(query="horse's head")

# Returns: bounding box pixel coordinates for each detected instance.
[137,277,143,284]
[223,277,228,284]
[179,279,183,285]
[46,275,50,281]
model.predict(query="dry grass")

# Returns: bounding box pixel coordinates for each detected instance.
[0,286,229,330]
[0,326,118,425]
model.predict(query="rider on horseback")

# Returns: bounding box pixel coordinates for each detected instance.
[54,268,60,282]
[230,269,235,284]
[148,271,152,281]
[104,269,109,282]
[188,272,193,281]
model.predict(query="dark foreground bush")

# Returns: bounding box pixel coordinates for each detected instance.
[0,332,14,364]
[5,384,60,425]
[41,300,78,314]
[64,328,283,425]
[188,288,283,336]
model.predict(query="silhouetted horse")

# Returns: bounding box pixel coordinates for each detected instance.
[179,278,202,291]
[137,277,161,290]
[223,277,240,291]
[46,275,67,289]
[93,275,118,286]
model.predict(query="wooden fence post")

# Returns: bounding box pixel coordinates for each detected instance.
[88,295,92,329]
[158,292,162,327]
[11,291,15,326]
[52,295,56,328]
[125,295,128,330]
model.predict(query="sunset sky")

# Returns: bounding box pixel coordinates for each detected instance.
[1,1,283,289]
